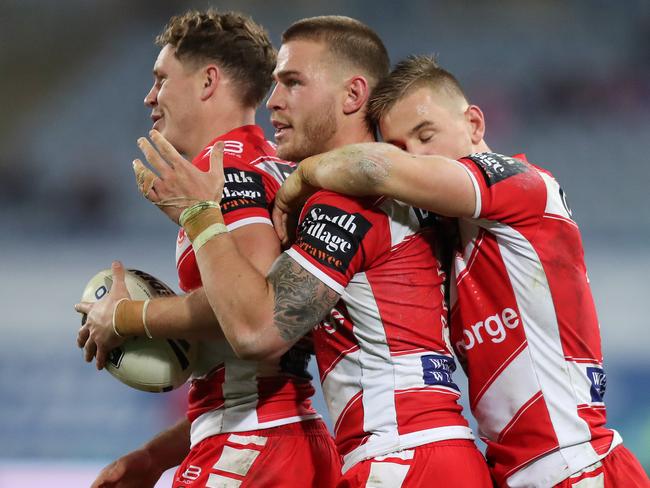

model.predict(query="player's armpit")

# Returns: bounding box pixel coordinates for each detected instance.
[268,253,340,343]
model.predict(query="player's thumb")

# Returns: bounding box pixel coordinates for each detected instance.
[110,261,128,296]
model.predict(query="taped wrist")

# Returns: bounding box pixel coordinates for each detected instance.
[179,201,228,252]
[113,299,146,337]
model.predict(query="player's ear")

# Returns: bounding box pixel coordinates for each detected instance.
[201,65,220,101]
[465,105,486,144]
[342,75,370,115]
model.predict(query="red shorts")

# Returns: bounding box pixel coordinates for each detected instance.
[554,445,650,488]
[337,439,492,488]
[173,419,341,487]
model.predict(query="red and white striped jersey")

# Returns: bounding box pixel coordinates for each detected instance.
[175,125,319,447]
[286,190,474,473]
[450,152,621,487]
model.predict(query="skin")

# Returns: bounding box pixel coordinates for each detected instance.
[272,84,492,239]
[74,42,279,488]
[268,39,374,161]
[134,38,377,361]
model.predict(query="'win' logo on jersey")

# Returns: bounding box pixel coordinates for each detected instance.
[586,366,607,402]
[421,354,459,391]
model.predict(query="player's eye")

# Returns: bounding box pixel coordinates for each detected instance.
[418,131,434,143]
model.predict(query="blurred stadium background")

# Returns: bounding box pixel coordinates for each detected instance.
[1,0,648,485]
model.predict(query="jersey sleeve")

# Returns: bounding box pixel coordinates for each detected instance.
[456,152,547,227]
[285,191,386,294]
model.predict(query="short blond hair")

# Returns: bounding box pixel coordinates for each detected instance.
[367,55,468,129]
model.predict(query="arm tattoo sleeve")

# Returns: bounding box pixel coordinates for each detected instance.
[268,254,340,343]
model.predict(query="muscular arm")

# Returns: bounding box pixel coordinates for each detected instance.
[76,223,281,369]
[194,232,340,361]
[282,142,476,218]
[141,418,191,469]
[133,131,339,361]
[90,418,189,488]
[143,223,280,341]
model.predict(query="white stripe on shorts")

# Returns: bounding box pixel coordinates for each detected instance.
[213,445,261,476]
[206,472,242,488]
[365,461,410,487]
[571,473,604,488]
[227,433,268,447]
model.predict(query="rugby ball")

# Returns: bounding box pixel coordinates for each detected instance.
[80,268,196,393]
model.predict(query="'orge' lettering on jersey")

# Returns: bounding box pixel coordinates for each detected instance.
[455,307,521,358]
[295,204,372,274]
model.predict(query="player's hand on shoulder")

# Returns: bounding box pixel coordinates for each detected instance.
[271,204,299,248]
[133,130,226,224]
[74,261,129,370]
[91,448,162,488]
[273,169,317,246]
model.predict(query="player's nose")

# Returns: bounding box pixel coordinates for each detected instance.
[266,83,284,111]
[144,84,158,107]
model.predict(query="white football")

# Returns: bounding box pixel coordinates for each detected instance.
[80,268,196,393]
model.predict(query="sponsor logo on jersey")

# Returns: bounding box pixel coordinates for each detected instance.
[586,366,606,402]
[467,152,528,187]
[220,167,267,214]
[421,354,459,391]
[180,465,202,481]
[205,140,244,156]
[455,307,521,356]
[296,204,372,274]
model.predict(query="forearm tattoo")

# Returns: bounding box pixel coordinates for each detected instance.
[318,145,392,194]
[268,254,340,343]
[358,153,391,187]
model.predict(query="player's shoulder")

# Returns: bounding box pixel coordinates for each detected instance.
[460,151,554,189]
[305,189,383,213]
[215,125,296,183]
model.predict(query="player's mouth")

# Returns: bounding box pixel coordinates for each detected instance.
[271,120,292,141]
[151,113,164,130]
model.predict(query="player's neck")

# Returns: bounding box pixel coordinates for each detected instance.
[474,140,491,153]
[188,107,256,160]
[329,123,376,150]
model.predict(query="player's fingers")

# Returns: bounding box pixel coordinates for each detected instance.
[137,136,171,179]
[272,206,287,243]
[133,159,159,201]
[110,261,128,296]
[75,302,92,315]
[77,326,90,348]
[84,339,97,363]
[95,348,107,371]
[149,130,191,171]
[208,141,225,176]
